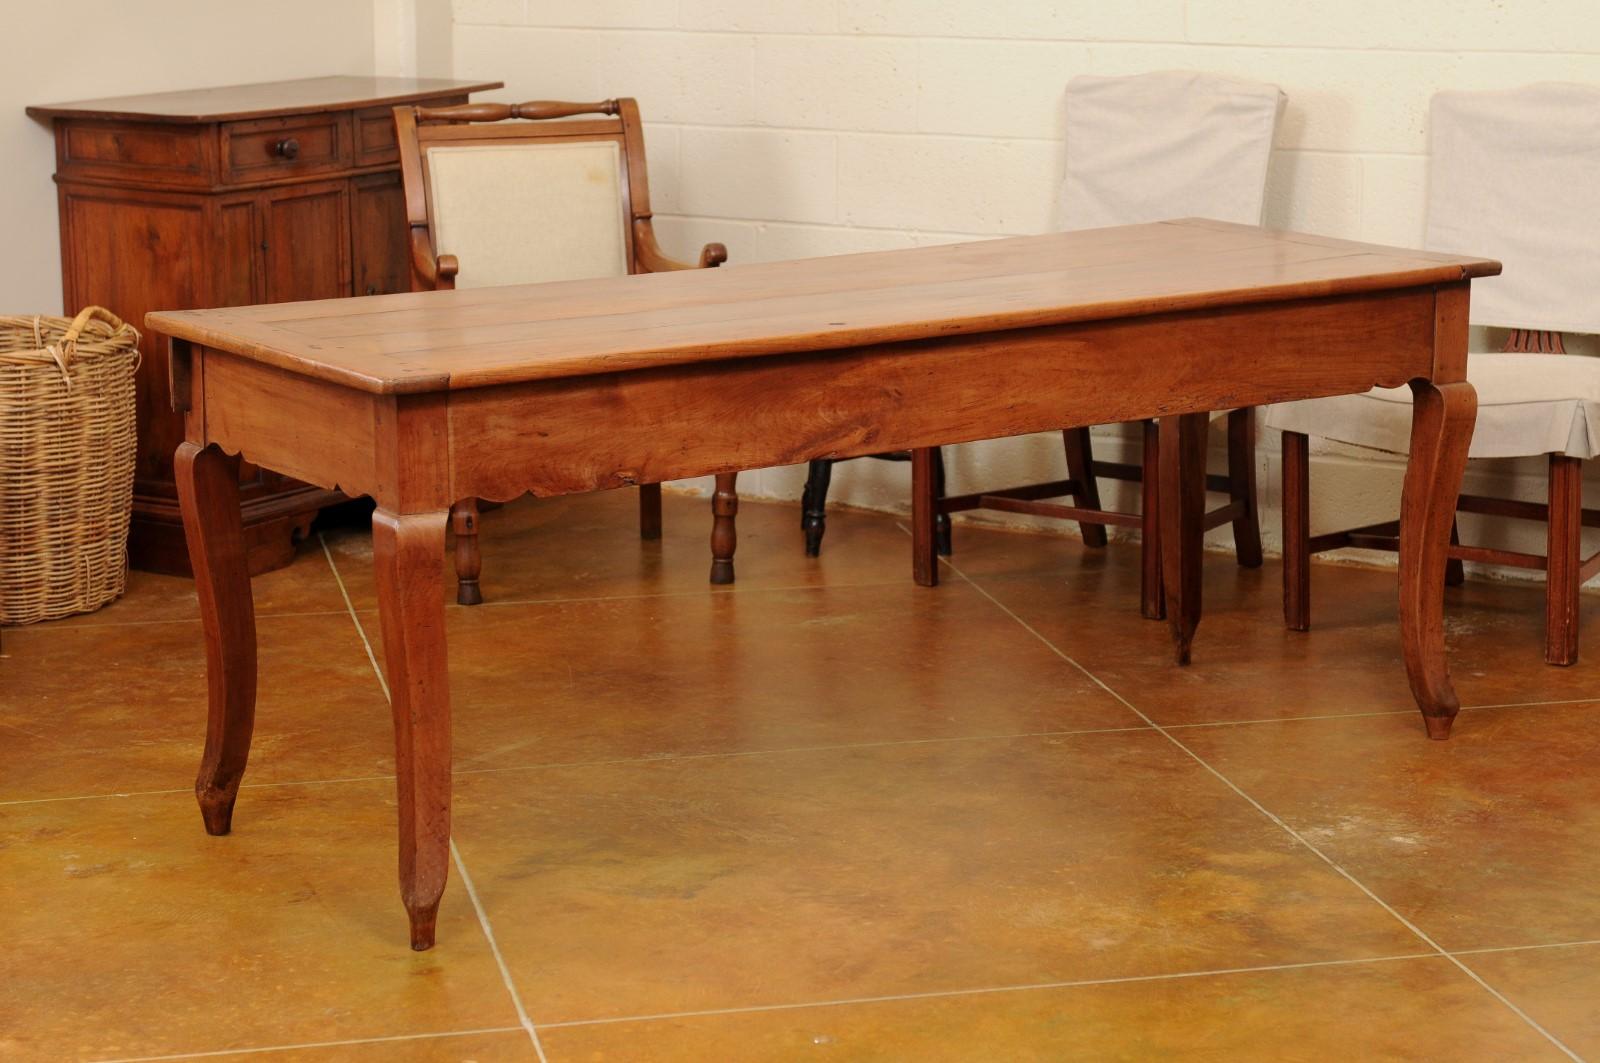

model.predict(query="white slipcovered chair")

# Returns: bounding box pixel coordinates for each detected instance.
[909,70,1286,615]
[1264,82,1600,664]
[393,98,730,604]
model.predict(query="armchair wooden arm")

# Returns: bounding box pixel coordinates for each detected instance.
[633,218,727,273]
[408,229,459,292]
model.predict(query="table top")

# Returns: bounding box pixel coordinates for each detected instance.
[147,219,1500,396]
[27,76,504,124]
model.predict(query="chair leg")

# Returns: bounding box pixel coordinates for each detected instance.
[1546,454,1582,666]
[932,446,953,557]
[711,471,739,585]
[802,459,833,557]
[912,448,941,587]
[1061,428,1108,549]
[1227,408,1264,569]
[639,483,662,541]
[1139,419,1164,620]
[1282,431,1311,631]
[451,499,483,606]
[1445,519,1465,587]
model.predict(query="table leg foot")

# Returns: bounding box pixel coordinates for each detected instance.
[176,442,258,838]
[711,472,738,584]
[1400,379,1476,738]
[408,901,441,951]
[374,508,453,950]
[1159,414,1207,665]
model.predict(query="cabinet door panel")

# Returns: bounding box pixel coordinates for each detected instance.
[261,180,351,304]
[351,171,408,297]
[59,189,205,491]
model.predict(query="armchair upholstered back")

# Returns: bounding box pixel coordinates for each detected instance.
[1058,70,1285,231]
[425,139,629,288]
[395,99,691,292]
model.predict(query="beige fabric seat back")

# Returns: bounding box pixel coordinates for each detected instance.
[425,138,631,290]
[1426,82,1600,335]
[1058,70,1285,231]
[1263,83,1600,459]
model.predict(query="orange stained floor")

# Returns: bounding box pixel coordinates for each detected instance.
[2,490,1599,1062]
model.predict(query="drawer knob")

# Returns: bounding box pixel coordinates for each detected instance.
[272,137,301,161]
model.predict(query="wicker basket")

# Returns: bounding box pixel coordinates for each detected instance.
[0,307,140,624]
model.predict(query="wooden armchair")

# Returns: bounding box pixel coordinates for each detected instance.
[1264,84,1600,665]
[393,98,728,604]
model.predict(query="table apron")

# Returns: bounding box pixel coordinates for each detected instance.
[186,284,1440,512]
[451,286,1437,504]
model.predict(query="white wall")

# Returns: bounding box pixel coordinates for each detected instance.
[5,2,1593,577]
[443,0,1600,575]
[1,0,379,314]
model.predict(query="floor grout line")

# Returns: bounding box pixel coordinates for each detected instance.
[534,951,1442,1030]
[320,533,550,1062]
[0,727,1158,810]
[86,1026,525,1063]
[1452,937,1600,958]
[934,547,1586,1062]
[453,839,551,1063]
[5,607,355,633]
[1163,695,1600,730]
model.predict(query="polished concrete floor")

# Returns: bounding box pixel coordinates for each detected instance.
[3,490,1598,1062]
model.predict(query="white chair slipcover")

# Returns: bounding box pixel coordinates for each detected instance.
[1264,83,1600,456]
[1059,70,1286,232]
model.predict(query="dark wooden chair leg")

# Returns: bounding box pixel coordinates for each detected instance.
[1399,379,1476,740]
[1062,429,1113,550]
[1227,408,1264,568]
[711,472,738,584]
[1159,414,1208,664]
[638,483,662,541]
[1283,430,1311,632]
[932,446,952,556]
[450,499,483,606]
[912,447,940,587]
[1546,454,1582,666]
[372,508,453,950]
[175,442,258,837]
[1446,519,1465,587]
[1139,419,1164,620]
[802,459,832,557]
[1062,427,1108,549]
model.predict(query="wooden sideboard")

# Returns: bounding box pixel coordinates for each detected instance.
[27,75,501,575]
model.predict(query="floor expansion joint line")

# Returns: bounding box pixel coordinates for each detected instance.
[321,533,550,1062]
[86,1027,525,1063]
[454,839,551,1062]
[934,548,1586,1062]
[532,951,1440,1031]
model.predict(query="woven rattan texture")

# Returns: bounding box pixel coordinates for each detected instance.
[0,308,139,624]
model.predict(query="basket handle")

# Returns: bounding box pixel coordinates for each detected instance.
[59,306,128,353]
[39,306,130,386]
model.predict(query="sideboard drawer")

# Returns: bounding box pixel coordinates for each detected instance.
[222,113,350,183]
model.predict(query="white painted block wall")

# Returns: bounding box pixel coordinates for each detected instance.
[462,3,1599,575]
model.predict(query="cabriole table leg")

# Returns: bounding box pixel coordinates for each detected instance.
[1399,380,1477,739]
[372,508,454,949]
[175,442,258,836]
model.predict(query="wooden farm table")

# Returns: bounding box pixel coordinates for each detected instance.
[148,219,1499,950]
